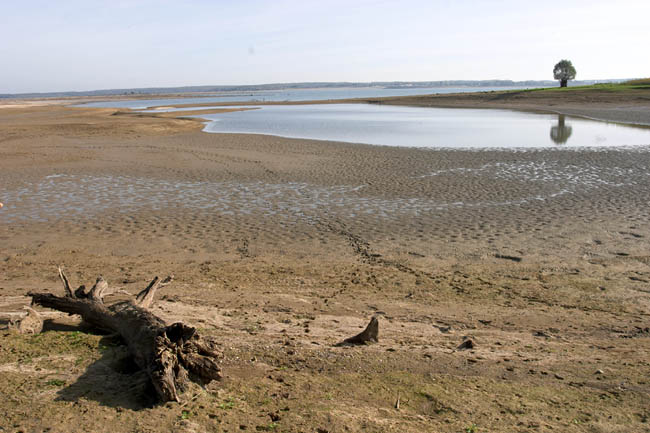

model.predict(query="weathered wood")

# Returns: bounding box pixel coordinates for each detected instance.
[457,338,475,350]
[58,266,73,298]
[29,269,222,403]
[89,276,112,301]
[135,275,173,309]
[11,306,44,334]
[339,316,379,345]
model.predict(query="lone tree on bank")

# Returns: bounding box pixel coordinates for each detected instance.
[553,59,576,87]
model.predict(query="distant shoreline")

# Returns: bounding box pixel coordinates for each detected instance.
[85,85,650,128]
[1,79,623,99]
[2,83,649,128]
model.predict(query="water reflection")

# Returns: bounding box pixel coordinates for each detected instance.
[550,115,573,145]
[195,104,650,148]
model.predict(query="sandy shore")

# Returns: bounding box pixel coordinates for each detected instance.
[1,94,649,432]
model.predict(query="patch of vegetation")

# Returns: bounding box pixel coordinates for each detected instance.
[256,423,278,431]
[243,322,266,334]
[45,379,66,386]
[624,78,650,86]
[464,423,478,433]
[60,330,99,350]
[1,330,102,364]
[534,82,650,92]
[416,389,455,415]
[180,409,192,420]
[218,397,235,410]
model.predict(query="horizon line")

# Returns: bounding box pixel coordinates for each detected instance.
[1,77,635,98]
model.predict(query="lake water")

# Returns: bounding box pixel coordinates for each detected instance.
[196,104,650,149]
[78,86,529,109]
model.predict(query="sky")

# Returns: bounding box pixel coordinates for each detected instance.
[1,0,649,93]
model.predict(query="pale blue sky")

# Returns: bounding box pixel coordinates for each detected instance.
[2,0,648,93]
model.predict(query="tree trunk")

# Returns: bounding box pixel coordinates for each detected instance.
[29,268,222,403]
[560,79,568,88]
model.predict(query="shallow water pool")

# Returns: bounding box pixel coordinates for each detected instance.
[195,104,650,149]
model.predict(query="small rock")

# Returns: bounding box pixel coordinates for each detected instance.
[595,369,604,375]
[554,373,565,380]
[457,339,475,350]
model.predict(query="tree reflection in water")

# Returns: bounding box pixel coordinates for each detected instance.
[550,114,573,145]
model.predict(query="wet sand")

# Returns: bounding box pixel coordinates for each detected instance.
[1,97,649,432]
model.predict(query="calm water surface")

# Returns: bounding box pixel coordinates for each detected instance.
[78,86,529,109]
[197,104,650,149]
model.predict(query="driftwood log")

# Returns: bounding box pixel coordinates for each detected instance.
[29,268,222,403]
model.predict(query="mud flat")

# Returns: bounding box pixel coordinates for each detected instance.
[1,99,649,432]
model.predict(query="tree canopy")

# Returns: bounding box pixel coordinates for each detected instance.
[553,60,576,87]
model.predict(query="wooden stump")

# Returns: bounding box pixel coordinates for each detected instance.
[29,268,222,403]
[339,316,379,345]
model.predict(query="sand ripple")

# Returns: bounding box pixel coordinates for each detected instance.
[1,158,647,226]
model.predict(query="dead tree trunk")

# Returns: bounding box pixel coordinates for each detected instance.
[29,268,222,403]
